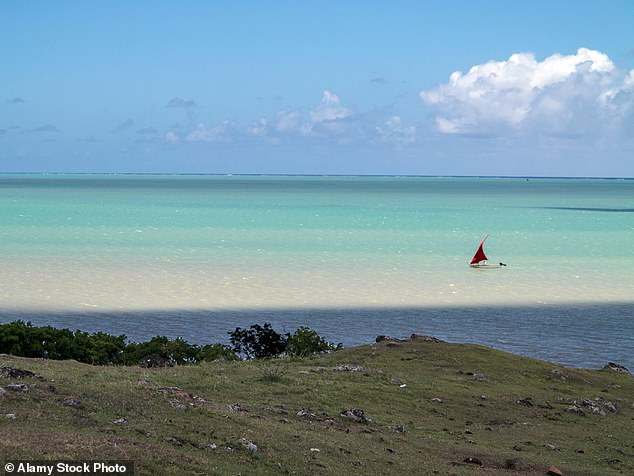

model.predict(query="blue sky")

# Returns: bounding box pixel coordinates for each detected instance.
[1,1,633,176]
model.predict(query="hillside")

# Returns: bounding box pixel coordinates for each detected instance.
[1,336,632,475]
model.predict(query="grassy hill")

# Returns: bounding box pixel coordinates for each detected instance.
[1,336,632,475]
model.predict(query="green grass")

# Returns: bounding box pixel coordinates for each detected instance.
[1,337,633,475]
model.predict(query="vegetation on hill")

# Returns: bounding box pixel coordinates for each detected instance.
[0,330,632,474]
[0,321,341,366]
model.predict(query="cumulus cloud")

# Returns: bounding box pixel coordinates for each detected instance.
[420,48,633,136]
[376,116,416,144]
[31,124,59,133]
[248,110,302,142]
[246,90,415,145]
[302,89,354,136]
[166,97,196,108]
[185,120,240,143]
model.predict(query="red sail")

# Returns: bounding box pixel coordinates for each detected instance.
[470,236,488,264]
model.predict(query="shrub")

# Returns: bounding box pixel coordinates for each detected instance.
[198,343,238,361]
[286,327,342,357]
[122,336,201,366]
[229,323,289,359]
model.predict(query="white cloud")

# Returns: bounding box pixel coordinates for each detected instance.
[186,121,239,143]
[165,131,180,144]
[248,110,301,141]
[301,89,354,136]
[420,48,633,136]
[376,116,416,144]
[275,110,302,134]
[186,90,415,147]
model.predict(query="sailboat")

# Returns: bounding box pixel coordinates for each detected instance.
[469,235,506,268]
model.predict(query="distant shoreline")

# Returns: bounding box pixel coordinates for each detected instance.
[1,172,632,180]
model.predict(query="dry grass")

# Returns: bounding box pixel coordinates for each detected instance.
[1,337,633,474]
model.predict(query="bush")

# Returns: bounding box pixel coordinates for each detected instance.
[0,321,126,364]
[0,320,341,365]
[122,336,201,366]
[286,327,342,357]
[229,323,289,359]
[198,343,238,362]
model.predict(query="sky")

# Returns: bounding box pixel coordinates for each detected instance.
[1,1,633,177]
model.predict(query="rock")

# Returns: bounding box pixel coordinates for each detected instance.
[375,335,402,343]
[0,367,36,378]
[297,409,318,419]
[296,409,335,424]
[159,387,208,405]
[228,403,248,413]
[0,388,6,396]
[334,364,365,372]
[165,436,182,446]
[579,397,617,416]
[549,369,567,380]
[431,397,443,403]
[595,397,618,413]
[471,373,488,382]
[388,425,405,433]
[544,443,560,451]
[139,354,171,368]
[602,362,630,374]
[504,458,519,470]
[463,457,482,465]
[62,398,81,408]
[5,413,16,419]
[340,408,371,424]
[566,405,585,415]
[207,443,217,450]
[113,418,128,425]
[410,334,442,342]
[546,466,563,475]
[241,438,258,452]
[515,397,533,407]
[6,383,29,392]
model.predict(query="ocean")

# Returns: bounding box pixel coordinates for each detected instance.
[1,174,632,369]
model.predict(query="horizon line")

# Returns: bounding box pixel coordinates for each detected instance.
[0,172,632,180]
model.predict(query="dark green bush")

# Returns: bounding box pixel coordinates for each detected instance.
[229,323,289,359]
[199,343,238,361]
[286,326,342,357]
[0,320,339,365]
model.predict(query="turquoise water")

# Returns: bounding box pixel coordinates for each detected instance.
[1,174,633,368]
